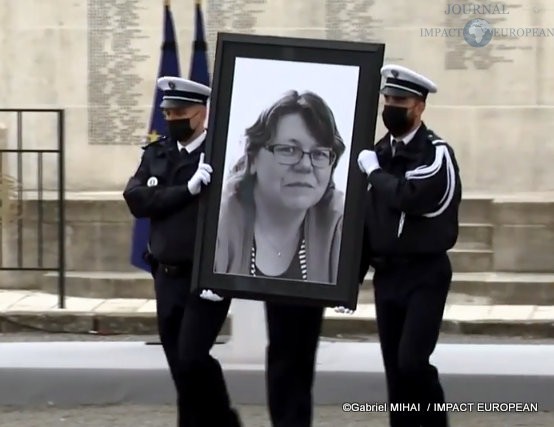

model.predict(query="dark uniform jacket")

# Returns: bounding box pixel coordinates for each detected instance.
[359,123,462,280]
[123,135,204,265]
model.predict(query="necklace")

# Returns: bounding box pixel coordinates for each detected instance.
[254,228,299,257]
[251,238,307,280]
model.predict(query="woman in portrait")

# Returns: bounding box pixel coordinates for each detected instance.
[215,89,347,426]
[215,89,346,283]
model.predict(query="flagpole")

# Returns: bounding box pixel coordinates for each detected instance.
[130,0,180,273]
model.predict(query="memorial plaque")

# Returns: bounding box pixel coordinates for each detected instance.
[325,0,382,41]
[207,0,402,63]
[206,0,267,67]
[87,0,150,145]
[325,0,402,62]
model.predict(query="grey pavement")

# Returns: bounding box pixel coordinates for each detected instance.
[0,340,553,411]
[0,404,552,427]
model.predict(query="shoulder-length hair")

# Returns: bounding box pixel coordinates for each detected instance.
[223,90,346,204]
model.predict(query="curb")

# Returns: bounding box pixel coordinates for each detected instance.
[1,311,552,338]
[37,274,554,304]
[362,276,554,305]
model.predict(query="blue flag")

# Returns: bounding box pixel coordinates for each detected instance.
[190,0,211,86]
[130,2,181,272]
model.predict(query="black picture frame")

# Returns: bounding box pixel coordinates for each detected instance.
[191,32,384,309]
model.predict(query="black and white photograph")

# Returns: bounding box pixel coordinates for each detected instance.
[192,33,385,307]
[214,57,358,285]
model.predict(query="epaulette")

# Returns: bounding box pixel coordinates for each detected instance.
[141,135,168,150]
[426,129,446,145]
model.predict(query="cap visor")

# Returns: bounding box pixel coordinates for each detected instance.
[160,99,196,109]
[380,86,421,98]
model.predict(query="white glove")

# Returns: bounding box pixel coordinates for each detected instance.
[199,289,224,302]
[334,306,355,314]
[187,153,213,195]
[357,150,380,175]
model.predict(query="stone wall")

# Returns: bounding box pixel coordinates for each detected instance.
[0,196,551,281]
[492,195,554,272]
[0,0,553,193]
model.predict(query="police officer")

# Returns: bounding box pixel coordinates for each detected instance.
[356,64,462,427]
[123,76,241,427]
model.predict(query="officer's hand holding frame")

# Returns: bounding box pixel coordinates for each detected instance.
[334,306,355,314]
[357,150,380,175]
[187,152,213,195]
[199,289,224,302]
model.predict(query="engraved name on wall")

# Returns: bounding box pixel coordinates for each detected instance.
[206,0,267,67]
[87,0,150,145]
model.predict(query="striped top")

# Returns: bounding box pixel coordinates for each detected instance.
[250,237,307,281]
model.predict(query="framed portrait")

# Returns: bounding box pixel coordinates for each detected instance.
[191,32,384,309]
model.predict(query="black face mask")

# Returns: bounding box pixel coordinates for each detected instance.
[382,105,414,137]
[167,119,195,142]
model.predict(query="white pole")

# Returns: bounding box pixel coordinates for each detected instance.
[226,299,267,363]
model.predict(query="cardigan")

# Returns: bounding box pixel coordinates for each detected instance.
[214,188,344,284]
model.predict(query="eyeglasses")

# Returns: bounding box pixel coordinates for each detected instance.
[265,145,336,168]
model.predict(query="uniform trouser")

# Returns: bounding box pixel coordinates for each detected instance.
[265,301,324,427]
[373,253,451,427]
[153,268,241,427]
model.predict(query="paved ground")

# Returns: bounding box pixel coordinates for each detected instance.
[2,338,552,410]
[0,404,552,426]
[1,333,553,426]
[2,331,554,344]
[1,289,553,338]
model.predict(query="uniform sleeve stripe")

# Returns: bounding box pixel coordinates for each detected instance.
[405,141,447,179]
[424,146,456,217]
[400,141,456,223]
